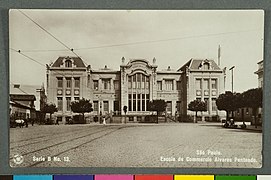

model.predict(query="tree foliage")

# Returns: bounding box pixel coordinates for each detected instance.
[188,99,207,117]
[41,103,58,122]
[242,88,262,109]
[148,99,167,123]
[148,99,167,113]
[242,88,262,126]
[216,91,239,120]
[71,98,93,121]
[216,88,262,122]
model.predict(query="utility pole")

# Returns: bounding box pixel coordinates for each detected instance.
[229,66,235,93]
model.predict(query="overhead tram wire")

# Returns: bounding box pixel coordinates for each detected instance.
[73,28,261,51]
[17,9,89,67]
[10,48,45,67]
[10,82,29,95]
[21,49,70,53]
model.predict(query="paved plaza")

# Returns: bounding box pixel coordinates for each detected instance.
[10,122,262,168]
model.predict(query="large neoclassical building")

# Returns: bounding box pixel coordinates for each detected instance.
[46,56,226,123]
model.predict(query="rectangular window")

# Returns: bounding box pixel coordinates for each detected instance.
[114,101,120,111]
[212,98,217,111]
[114,80,119,90]
[137,74,141,89]
[142,100,145,111]
[66,78,71,88]
[66,97,71,111]
[203,79,209,90]
[146,76,149,89]
[128,94,132,111]
[103,101,109,112]
[128,76,132,89]
[166,101,172,113]
[74,78,80,88]
[204,98,209,111]
[102,79,111,90]
[146,100,150,111]
[93,80,99,90]
[157,81,162,90]
[74,97,79,101]
[93,101,98,112]
[133,75,136,89]
[57,77,63,88]
[165,80,173,90]
[133,94,136,111]
[57,97,63,111]
[141,75,145,89]
[211,79,217,89]
[176,101,181,112]
[137,94,141,111]
[177,81,181,90]
[195,79,202,90]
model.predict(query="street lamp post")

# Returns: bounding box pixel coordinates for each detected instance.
[229,66,235,93]
[229,66,235,119]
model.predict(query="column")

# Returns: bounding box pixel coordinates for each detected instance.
[98,79,102,90]
[110,78,114,91]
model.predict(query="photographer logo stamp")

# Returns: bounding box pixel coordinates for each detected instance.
[13,153,24,165]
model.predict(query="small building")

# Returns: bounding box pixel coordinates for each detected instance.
[10,94,36,120]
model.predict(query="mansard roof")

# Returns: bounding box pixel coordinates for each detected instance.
[178,58,221,71]
[52,56,86,68]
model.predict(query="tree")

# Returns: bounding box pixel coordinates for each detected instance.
[242,88,262,127]
[216,91,240,121]
[41,103,58,123]
[148,99,167,123]
[71,98,93,123]
[188,99,207,122]
[123,105,128,124]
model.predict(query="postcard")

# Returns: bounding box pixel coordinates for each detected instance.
[9,9,264,168]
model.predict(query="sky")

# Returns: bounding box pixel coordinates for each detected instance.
[9,9,264,93]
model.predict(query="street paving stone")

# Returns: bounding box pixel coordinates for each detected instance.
[9,123,262,168]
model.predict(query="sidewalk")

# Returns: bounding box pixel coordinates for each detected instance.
[246,125,262,132]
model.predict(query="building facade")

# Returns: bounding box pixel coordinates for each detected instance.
[178,59,226,121]
[9,94,36,120]
[255,60,264,88]
[9,84,46,122]
[46,56,225,124]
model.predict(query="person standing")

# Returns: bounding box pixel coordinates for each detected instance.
[56,118,59,125]
[103,116,106,125]
[25,118,28,128]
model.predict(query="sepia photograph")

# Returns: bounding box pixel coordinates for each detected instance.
[9,9,264,168]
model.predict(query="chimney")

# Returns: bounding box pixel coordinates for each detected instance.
[14,84,20,88]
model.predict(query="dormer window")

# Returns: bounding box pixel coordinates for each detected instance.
[65,60,72,67]
[203,62,210,70]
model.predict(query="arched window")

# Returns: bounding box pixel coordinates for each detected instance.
[65,60,72,67]
[128,73,150,112]
[203,62,210,70]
